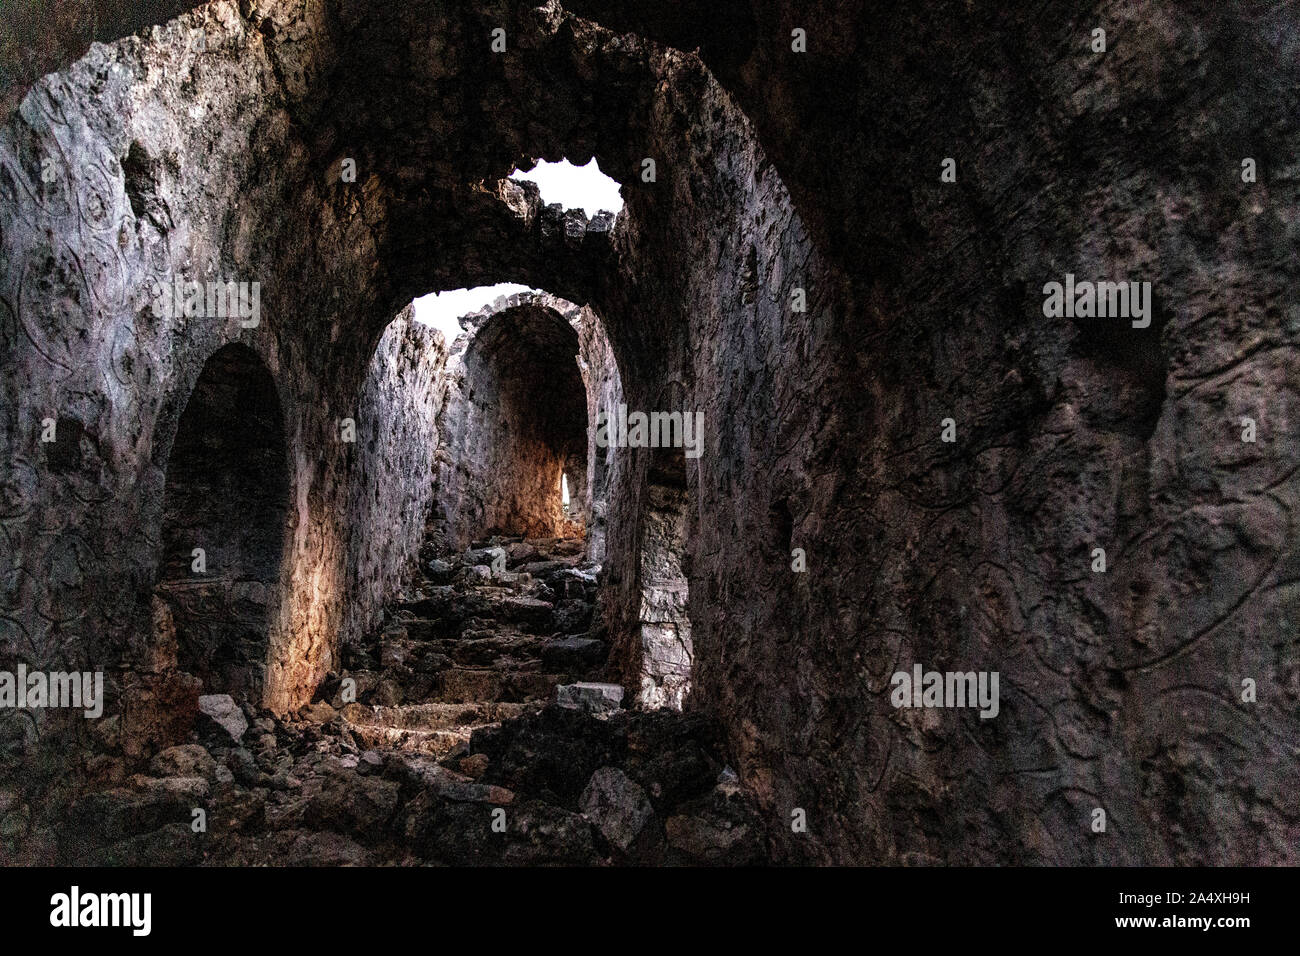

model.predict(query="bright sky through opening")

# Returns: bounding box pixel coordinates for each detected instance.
[411,162,620,342]
[509,158,623,217]
[411,283,535,343]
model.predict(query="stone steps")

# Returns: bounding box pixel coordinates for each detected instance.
[337,532,605,756]
[343,700,534,731]
[341,698,546,757]
[432,666,572,704]
[345,723,473,757]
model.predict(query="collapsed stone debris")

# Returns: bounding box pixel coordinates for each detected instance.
[0,0,1294,868]
[30,533,762,866]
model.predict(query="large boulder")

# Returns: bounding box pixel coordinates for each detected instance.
[303,773,401,841]
[665,789,766,866]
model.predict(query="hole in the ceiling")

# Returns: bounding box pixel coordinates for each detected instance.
[509,157,623,217]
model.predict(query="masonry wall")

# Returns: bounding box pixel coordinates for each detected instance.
[341,307,448,650]
[1,0,1295,868]
[0,2,427,740]
[576,303,623,566]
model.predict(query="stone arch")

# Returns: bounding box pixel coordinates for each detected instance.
[436,296,592,549]
[155,343,290,706]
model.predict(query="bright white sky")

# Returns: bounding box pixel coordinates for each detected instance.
[411,283,535,343]
[411,160,622,342]
[509,157,624,217]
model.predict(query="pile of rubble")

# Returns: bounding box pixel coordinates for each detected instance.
[31,535,768,865]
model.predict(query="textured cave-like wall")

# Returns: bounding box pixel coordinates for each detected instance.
[0,0,1295,868]
[341,306,448,651]
[588,58,837,749]
[635,448,692,710]
[572,0,1300,865]
[576,299,624,566]
[0,3,326,739]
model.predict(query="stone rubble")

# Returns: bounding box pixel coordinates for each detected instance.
[24,532,766,866]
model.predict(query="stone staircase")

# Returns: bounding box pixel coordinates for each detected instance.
[40,532,766,867]
[326,534,610,759]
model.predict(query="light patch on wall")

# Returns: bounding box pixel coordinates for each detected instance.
[509,158,624,217]
[562,472,571,509]
[411,283,536,343]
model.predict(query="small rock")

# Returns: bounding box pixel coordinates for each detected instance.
[458,753,490,778]
[131,774,210,803]
[226,748,260,787]
[284,829,370,866]
[149,744,216,781]
[458,565,492,586]
[304,701,338,725]
[580,767,654,853]
[304,774,401,839]
[463,545,507,569]
[425,558,453,584]
[556,682,624,714]
[197,694,248,745]
[438,781,515,804]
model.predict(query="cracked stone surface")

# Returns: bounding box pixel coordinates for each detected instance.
[0,0,1297,866]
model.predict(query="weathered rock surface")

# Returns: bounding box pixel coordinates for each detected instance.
[0,0,1296,867]
[580,767,654,853]
[556,682,625,714]
[197,695,247,746]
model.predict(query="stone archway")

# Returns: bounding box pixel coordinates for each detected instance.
[437,300,590,549]
[155,343,289,706]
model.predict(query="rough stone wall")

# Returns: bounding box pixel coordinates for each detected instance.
[0,3,328,747]
[635,467,692,710]
[576,301,624,565]
[0,1,435,731]
[571,0,1300,866]
[341,306,448,650]
[587,52,834,739]
[1,0,1295,868]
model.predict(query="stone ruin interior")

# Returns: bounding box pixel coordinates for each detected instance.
[0,0,1296,867]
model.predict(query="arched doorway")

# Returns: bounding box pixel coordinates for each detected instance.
[155,344,289,705]
[438,302,589,548]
